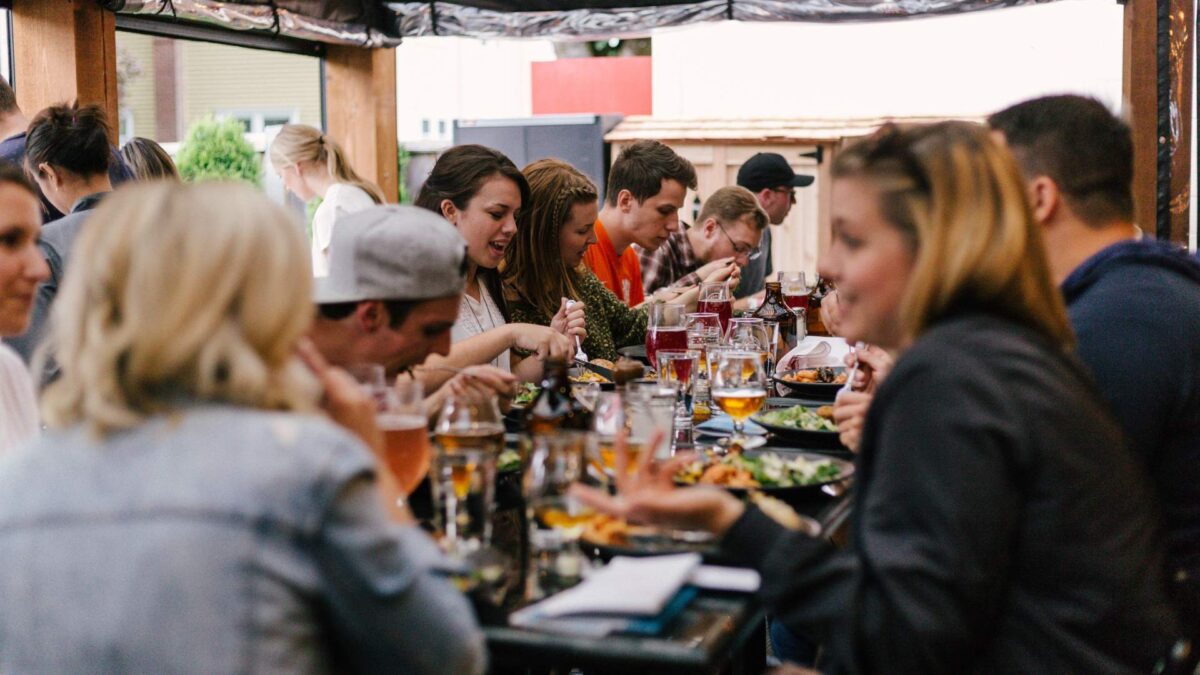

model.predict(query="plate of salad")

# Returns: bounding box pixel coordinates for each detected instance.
[753,402,844,449]
[675,447,853,505]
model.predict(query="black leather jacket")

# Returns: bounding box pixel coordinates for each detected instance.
[722,312,1177,674]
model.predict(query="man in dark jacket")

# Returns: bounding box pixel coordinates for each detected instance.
[990,95,1200,634]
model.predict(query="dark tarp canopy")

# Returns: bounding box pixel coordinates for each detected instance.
[103,0,1047,46]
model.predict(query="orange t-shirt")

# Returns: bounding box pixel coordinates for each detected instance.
[583,219,645,306]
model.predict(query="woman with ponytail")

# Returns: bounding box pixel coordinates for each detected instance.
[269,124,384,276]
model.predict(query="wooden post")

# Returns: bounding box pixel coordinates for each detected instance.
[325,46,399,203]
[10,0,118,142]
[1123,0,1195,243]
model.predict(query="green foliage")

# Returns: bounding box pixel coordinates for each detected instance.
[397,145,412,204]
[176,116,262,185]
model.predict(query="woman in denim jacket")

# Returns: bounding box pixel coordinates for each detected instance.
[0,181,486,675]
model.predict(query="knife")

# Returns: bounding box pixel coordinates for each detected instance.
[573,358,614,381]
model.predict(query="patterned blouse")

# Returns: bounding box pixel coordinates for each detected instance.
[508,267,648,362]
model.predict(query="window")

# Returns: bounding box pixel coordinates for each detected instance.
[421,118,431,137]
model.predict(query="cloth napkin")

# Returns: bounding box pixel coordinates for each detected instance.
[695,415,767,437]
[778,336,850,370]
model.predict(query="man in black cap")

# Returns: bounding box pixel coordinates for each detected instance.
[733,152,814,299]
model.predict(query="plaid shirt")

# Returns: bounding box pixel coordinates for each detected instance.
[636,227,704,295]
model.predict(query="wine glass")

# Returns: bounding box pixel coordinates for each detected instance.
[431,392,504,556]
[347,362,388,410]
[656,349,699,415]
[571,381,601,412]
[524,432,593,592]
[777,271,810,311]
[710,350,768,449]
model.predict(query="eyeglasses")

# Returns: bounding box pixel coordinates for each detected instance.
[716,221,762,261]
[772,187,797,204]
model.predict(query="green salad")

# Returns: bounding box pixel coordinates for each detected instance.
[677,451,843,488]
[513,382,540,407]
[498,449,521,472]
[755,404,838,432]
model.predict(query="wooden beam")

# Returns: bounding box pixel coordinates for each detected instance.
[324,46,399,203]
[10,0,118,143]
[1124,0,1159,237]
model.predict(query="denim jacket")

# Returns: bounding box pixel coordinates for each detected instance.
[0,404,485,674]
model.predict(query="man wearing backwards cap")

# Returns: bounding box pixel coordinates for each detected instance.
[734,152,815,300]
[309,205,515,411]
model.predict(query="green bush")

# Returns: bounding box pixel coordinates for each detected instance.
[176,116,262,185]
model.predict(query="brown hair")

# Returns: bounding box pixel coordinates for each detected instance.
[416,144,530,321]
[605,140,697,206]
[25,102,111,179]
[502,158,599,318]
[0,160,38,197]
[833,121,1074,349]
[697,186,768,231]
[987,95,1133,227]
[0,78,18,115]
[120,137,180,182]
[269,124,385,204]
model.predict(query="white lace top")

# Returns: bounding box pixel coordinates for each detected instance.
[450,283,511,372]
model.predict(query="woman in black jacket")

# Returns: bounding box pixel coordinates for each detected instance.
[575,121,1177,674]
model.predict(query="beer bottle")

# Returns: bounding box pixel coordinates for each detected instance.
[526,358,592,434]
[752,281,799,356]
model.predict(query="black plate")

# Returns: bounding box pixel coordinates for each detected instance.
[754,400,844,450]
[580,528,723,563]
[773,366,847,401]
[679,449,854,509]
[617,344,649,364]
[567,366,616,391]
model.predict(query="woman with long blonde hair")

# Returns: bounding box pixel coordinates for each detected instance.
[503,158,646,362]
[270,123,384,276]
[576,122,1176,672]
[0,181,484,674]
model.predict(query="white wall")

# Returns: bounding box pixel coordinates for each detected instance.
[652,1,1125,119]
[394,36,556,145]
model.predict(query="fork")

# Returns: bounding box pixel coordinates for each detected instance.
[566,299,587,362]
[839,341,866,397]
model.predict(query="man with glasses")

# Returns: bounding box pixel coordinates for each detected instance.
[638,185,768,296]
[733,152,815,300]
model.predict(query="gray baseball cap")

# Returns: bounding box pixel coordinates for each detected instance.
[314,205,469,304]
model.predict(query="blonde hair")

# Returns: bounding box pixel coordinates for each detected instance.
[40,181,319,435]
[501,158,598,319]
[833,121,1074,349]
[120,137,180,182]
[697,185,768,231]
[269,124,385,204]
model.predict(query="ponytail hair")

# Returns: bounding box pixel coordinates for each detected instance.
[25,101,111,179]
[268,124,385,204]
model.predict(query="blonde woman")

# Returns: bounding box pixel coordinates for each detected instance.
[0,182,484,674]
[270,124,384,276]
[576,122,1176,672]
[120,137,180,182]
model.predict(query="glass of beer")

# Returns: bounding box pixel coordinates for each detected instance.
[524,432,593,593]
[378,379,429,497]
[348,362,388,410]
[431,393,504,557]
[697,282,732,334]
[778,271,810,311]
[645,302,687,367]
[711,350,768,448]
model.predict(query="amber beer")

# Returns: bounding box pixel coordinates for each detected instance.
[435,424,504,499]
[378,413,431,494]
[597,437,644,473]
[712,388,767,421]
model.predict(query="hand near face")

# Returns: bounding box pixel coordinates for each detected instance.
[820,290,843,337]
[696,257,739,284]
[550,298,588,341]
[832,390,872,453]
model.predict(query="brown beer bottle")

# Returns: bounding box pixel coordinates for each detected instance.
[753,281,799,355]
[526,358,592,434]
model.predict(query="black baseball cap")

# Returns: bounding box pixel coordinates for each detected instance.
[736,153,815,192]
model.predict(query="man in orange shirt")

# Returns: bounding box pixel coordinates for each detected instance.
[585,140,697,306]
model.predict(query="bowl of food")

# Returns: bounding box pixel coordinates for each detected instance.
[753,402,844,449]
[773,367,847,401]
[675,447,853,507]
[578,513,721,562]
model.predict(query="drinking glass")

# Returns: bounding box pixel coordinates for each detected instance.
[656,349,699,412]
[378,379,430,497]
[697,282,733,334]
[625,382,678,460]
[347,362,388,410]
[645,302,687,367]
[590,392,627,480]
[432,393,504,557]
[710,350,768,448]
[524,432,593,592]
[685,312,722,373]
[571,381,601,412]
[778,271,810,311]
